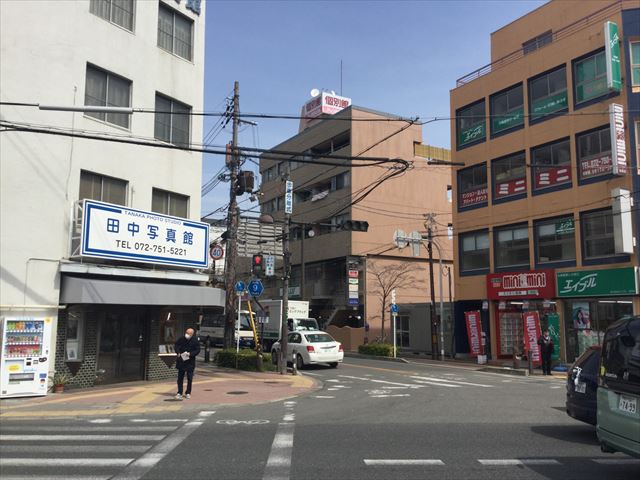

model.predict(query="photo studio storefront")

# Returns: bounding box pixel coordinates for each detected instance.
[556,266,639,363]
[54,200,224,388]
[486,269,560,361]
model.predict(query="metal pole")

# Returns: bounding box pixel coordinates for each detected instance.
[447,266,455,359]
[236,294,241,354]
[300,223,305,300]
[392,311,397,358]
[280,172,291,374]
[224,81,240,349]
[427,224,438,360]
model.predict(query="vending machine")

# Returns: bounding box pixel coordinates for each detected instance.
[0,317,53,398]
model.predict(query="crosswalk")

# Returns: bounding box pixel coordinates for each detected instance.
[0,416,205,480]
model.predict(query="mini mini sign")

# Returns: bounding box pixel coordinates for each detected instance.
[81,200,209,268]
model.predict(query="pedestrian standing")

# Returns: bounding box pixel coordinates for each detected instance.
[174,328,200,400]
[537,329,554,376]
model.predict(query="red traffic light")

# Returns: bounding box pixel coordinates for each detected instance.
[253,254,263,265]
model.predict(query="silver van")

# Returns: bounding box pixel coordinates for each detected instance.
[597,316,640,458]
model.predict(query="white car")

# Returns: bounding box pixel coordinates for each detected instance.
[271,330,344,369]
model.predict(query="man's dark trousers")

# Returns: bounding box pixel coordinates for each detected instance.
[177,368,194,395]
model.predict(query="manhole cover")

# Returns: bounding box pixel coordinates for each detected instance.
[226,391,248,395]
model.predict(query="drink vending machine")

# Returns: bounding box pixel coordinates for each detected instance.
[0,317,53,398]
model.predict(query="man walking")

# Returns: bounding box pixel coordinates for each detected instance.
[174,328,200,400]
[537,329,554,376]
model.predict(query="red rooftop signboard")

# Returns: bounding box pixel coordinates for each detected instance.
[486,269,555,300]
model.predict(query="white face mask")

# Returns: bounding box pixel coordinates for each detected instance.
[185,334,191,340]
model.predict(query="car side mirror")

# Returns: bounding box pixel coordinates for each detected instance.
[620,334,636,348]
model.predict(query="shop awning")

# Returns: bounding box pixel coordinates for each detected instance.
[60,276,225,307]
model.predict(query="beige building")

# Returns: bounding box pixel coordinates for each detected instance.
[450,0,640,365]
[259,104,453,353]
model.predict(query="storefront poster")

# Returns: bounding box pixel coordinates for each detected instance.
[534,166,571,189]
[523,311,542,366]
[465,311,483,357]
[546,313,560,360]
[572,302,590,330]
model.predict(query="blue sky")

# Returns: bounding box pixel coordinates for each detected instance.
[201,0,547,218]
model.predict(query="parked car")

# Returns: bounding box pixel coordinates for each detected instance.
[597,316,640,458]
[566,345,601,425]
[271,330,344,370]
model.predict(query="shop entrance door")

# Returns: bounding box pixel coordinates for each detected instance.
[97,310,145,384]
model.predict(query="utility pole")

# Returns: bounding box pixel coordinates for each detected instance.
[425,214,438,360]
[223,81,240,349]
[279,170,292,374]
[300,222,306,299]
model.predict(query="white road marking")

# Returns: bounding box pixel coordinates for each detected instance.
[327,388,340,391]
[0,458,134,467]
[312,396,335,399]
[110,420,204,480]
[370,394,411,398]
[88,419,112,424]
[592,458,640,465]
[410,375,493,388]
[478,459,559,465]
[326,379,340,382]
[199,411,216,417]
[1,477,111,480]
[262,402,296,480]
[339,375,424,389]
[0,435,165,441]
[550,386,561,389]
[216,419,270,425]
[364,459,444,466]
[411,380,461,388]
[0,445,151,453]
[0,426,176,432]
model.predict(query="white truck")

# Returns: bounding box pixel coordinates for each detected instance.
[251,299,318,350]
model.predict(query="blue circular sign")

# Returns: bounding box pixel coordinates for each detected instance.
[234,281,245,293]
[391,304,398,314]
[248,279,264,297]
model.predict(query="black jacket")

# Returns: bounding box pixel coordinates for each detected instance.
[174,336,201,371]
[537,335,554,357]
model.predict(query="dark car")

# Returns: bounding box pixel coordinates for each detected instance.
[566,345,601,425]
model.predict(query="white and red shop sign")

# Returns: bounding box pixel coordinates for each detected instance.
[534,167,571,190]
[303,92,351,118]
[523,311,542,366]
[464,311,484,357]
[486,269,555,300]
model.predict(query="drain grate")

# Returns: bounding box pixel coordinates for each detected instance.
[226,391,248,395]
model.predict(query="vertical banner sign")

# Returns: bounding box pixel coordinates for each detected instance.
[609,104,627,175]
[546,313,560,361]
[605,21,621,91]
[284,181,293,214]
[522,311,542,366]
[464,311,483,357]
[264,254,275,277]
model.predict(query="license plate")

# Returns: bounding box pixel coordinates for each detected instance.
[575,382,586,394]
[619,396,638,415]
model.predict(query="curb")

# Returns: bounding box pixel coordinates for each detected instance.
[344,352,409,363]
[480,366,530,376]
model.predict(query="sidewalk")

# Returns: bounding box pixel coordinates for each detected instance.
[0,363,320,419]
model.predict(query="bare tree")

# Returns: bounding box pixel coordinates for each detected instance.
[368,260,421,342]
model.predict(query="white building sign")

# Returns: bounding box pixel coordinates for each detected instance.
[303,92,352,118]
[609,103,627,175]
[81,200,209,268]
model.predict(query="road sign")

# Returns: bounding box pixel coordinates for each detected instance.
[248,279,264,297]
[234,281,245,293]
[210,244,224,260]
[265,254,275,277]
[285,180,293,214]
[410,230,421,257]
[393,229,408,249]
[391,304,398,314]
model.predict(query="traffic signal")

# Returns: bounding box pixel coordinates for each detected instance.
[338,220,369,232]
[236,170,255,195]
[252,253,264,276]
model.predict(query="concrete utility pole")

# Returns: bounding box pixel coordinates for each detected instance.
[223,81,240,349]
[425,214,438,360]
[279,170,291,374]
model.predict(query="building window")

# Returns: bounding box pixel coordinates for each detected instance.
[79,170,127,205]
[310,131,350,156]
[528,66,567,122]
[446,185,452,203]
[577,126,612,181]
[331,171,349,191]
[90,0,134,31]
[490,84,524,135]
[573,50,608,105]
[456,100,485,149]
[158,2,193,61]
[263,166,277,182]
[460,230,490,274]
[531,138,571,192]
[535,216,576,265]
[457,163,487,209]
[262,198,277,214]
[152,188,189,218]
[492,152,526,201]
[65,307,85,362]
[494,224,529,270]
[631,42,640,87]
[581,208,616,260]
[154,93,191,147]
[523,30,552,54]
[84,64,131,128]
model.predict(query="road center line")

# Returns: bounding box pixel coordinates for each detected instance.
[478,459,559,465]
[364,459,445,466]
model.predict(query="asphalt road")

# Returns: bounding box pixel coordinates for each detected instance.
[1,357,638,479]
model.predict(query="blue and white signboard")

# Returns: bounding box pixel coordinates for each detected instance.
[81,200,209,268]
[235,281,246,293]
[285,181,293,214]
[248,279,264,297]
